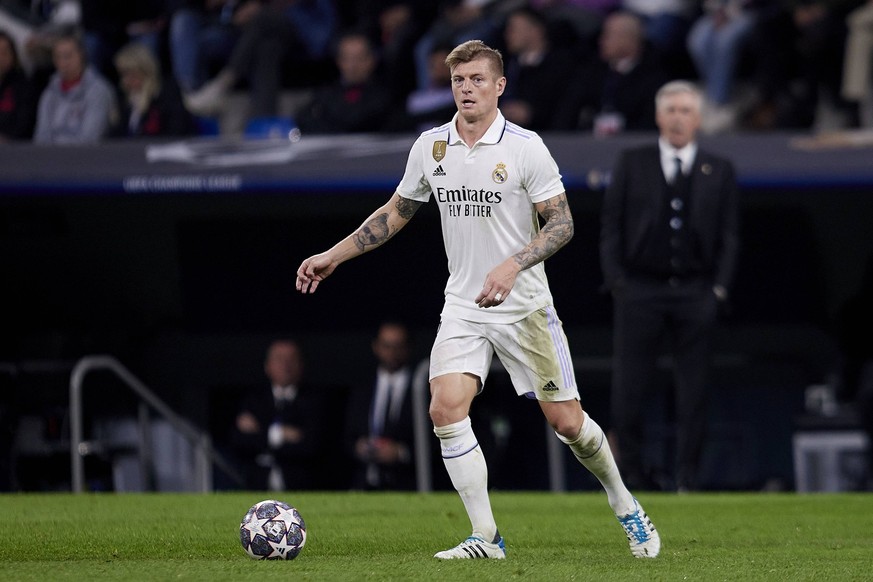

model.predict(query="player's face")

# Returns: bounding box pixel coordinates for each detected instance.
[656,91,701,149]
[450,57,505,123]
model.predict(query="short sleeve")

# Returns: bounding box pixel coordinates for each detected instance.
[396,135,433,202]
[521,135,564,204]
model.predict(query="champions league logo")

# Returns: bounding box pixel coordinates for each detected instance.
[492,162,507,184]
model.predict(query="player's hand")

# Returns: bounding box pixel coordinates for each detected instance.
[475,258,520,308]
[296,252,337,294]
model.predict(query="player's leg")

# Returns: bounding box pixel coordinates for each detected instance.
[539,388,660,558]
[493,308,660,558]
[541,400,634,514]
[429,321,505,559]
[431,372,504,559]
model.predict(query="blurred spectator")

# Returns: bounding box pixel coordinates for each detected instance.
[167,0,240,96]
[79,0,168,81]
[356,2,438,105]
[623,0,697,77]
[385,41,455,132]
[0,29,37,140]
[841,0,873,126]
[230,339,328,491]
[501,6,581,131]
[601,81,740,490]
[33,31,116,144]
[110,41,195,137]
[412,0,501,91]
[531,0,621,49]
[554,10,669,134]
[295,30,394,134]
[346,321,418,490]
[744,1,860,131]
[183,0,336,120]
[0,0,80,87]
[686,1,762,134]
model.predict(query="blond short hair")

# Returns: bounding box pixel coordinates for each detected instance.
[114,42,162,106]
[445,40,504,77]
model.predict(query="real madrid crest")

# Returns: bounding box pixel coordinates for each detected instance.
[492,162,508,184]
[432,141,447,162]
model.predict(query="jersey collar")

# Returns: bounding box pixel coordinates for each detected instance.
[447,110,507,147]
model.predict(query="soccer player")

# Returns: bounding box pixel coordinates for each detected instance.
[296,40,660,559]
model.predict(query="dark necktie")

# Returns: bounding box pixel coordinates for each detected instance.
[673,156,684,185]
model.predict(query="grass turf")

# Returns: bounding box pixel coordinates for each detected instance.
[0,491,870,581]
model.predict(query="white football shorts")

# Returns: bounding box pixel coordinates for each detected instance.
[429,306,579,402]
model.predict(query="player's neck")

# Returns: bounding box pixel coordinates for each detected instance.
[456,109,497,147]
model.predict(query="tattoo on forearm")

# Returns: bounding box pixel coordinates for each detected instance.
[395,197,423,220]
[352,198,422,252]
[353,213,391,251]
[514,196,574,270]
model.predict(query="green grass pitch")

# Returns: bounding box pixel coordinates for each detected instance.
[0,491,870,581]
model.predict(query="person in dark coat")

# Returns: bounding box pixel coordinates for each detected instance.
[500,6,582,131]
[295,30,394,134]
[555,10,669,134]
[0,29,37,141]
[345,321,419,490]
[600,80,740,491]
[111,41,195,137]
[230,339,328,491]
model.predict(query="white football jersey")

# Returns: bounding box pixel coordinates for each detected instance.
[396,111,565,323]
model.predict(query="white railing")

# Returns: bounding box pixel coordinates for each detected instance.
[69,355,243,492]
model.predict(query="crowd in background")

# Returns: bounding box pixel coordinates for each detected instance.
[2,3,872,494]
[1,0,872,141]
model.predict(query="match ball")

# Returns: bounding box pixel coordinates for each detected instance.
[239,499,306,560]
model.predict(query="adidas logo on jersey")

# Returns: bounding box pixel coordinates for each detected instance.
[433,165,446,176]
[542,380,559,392]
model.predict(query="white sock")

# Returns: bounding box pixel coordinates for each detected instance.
[434,416,498,542]
[557,411,635,516]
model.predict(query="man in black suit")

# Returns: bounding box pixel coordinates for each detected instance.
[230,338,327,491]
[346,321,419,490]
[600,80,740,492]
[500,6,581,131]
[554,10,669,134]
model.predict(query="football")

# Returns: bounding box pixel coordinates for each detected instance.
[239,499,307,560]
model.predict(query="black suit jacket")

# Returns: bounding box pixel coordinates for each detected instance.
[554,51,669,131]
[600,144,740,292]
[230,382,328,490]
[344,368,417,490]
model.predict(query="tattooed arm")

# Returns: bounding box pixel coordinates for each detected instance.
[296,192,424,293]
[518,192,575,268]
[475,192,574,308]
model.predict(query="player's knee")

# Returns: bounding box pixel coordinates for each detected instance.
[551,418,582,440]
[429,398,465,427]
[429,374,476,426]
[542,401,584,439]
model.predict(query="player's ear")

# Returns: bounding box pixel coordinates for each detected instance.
[496,76,506,97]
